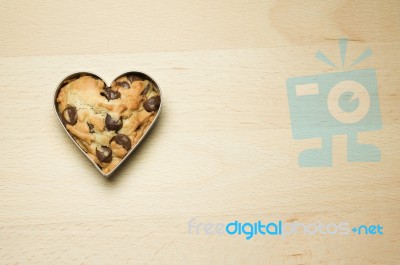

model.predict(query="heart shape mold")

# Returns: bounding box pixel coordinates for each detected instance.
[54,71,162,177]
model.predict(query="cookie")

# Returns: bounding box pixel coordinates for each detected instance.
[56,73,161,174]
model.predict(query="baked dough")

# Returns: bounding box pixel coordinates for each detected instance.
[56,74,161,174]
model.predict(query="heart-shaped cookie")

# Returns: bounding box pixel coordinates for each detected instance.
[54,72,162,177]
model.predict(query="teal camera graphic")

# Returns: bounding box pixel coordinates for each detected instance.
[287,39,382,167]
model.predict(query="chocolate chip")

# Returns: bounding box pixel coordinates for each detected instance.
[96,146,112,163]
[110,134,131,150]
[127,74,143,83]
[141,83,150,96]
[143,96,161,112]
[87,123,94,133]
[105,114,122,131]
[116,81,130,89]
[100,87,121,101]
[62,106,78,125]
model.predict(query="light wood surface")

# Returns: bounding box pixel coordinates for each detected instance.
[0,0,399,264]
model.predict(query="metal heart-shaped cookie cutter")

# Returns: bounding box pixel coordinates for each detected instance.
[53,71,162,178]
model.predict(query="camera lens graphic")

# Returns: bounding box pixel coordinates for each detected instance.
[327,80,371,124]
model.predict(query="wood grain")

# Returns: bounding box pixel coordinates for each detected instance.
[0,0,399,264]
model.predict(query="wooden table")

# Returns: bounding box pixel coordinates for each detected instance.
[0,0,399,264]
